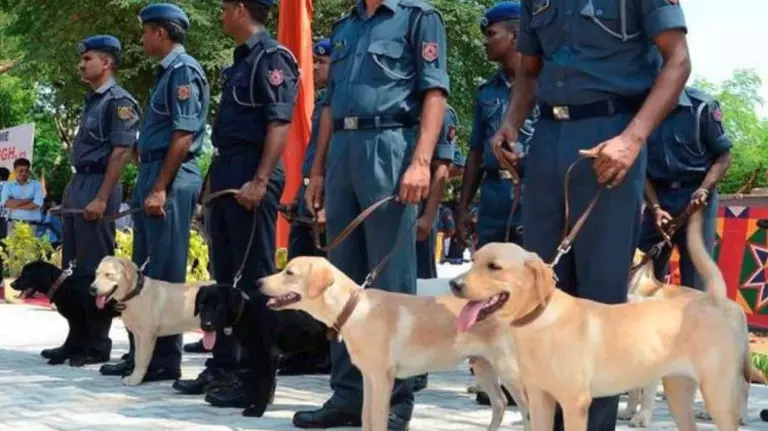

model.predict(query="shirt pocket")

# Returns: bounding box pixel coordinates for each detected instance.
[669,119,706,161]
[231,68,257,107]
[84,112,106,142]
[529,0,560,54]
[576,0,641,48]
[366,40,415,82]
[481,99,503,134]
[149,77,171,116]
[329,45,352,88]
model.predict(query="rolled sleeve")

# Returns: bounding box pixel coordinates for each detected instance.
[255,49,300,122]
[517,1,542,56]
[169,65,205,133]
[413,10,450,95]
[642,0,687,39]
[468,97,484,151]
[108,98,141,148]
[701,100,732,156]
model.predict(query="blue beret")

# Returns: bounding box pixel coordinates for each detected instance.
[77,35,121,55]
[139,3,190,30]
[313,39,332,56]
[481,2,522,29]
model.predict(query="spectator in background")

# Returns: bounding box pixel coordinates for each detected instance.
[1,158,44,233]
[37,199,63,248]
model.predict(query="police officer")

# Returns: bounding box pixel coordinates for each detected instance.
[56,35,140,365]
[491,0,690,428]
[416,105,458,280]
[287,39,331,261]
[100,3,209,383]
[297,0,449,428]
[458,2,534,249]
[195,0,299,417]
[640,86,731,289]
[278,39,333,378]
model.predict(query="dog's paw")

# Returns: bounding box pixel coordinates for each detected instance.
[618,409,635,421]
[47,356,67,365]
[68,356,86,367]
[122,374,143,386]
[243,404,267,418]
[629,410,652,428]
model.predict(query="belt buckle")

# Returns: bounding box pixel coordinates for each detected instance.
[303,177,310,186]
[552,106,570,120]
[343,116,359,130]
[499,170,513,180]
[70,166,76,174]
[213,147,220,157]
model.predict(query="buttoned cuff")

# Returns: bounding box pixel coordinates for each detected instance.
[110,132,136,148]
[517,32,542,56]
[434,144,454,162]
[644,6,687,39]
[265,103,295,122]
[417,71,450,96]
[173,116,201,133]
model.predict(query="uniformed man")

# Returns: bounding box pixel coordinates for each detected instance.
[297,0,449,428]
[458,2,534,248]
[278,38,333,377]
[416,105,458,280]
[58,35,140,365]
[640,86,731,289]
[491,0,690,429]
[99,3,209,383]
[188,0,299,417]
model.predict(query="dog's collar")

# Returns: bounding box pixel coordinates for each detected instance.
[509,294,552,328]
[47,270,72,300]
[115,271,146,312]
[327,288,362,341]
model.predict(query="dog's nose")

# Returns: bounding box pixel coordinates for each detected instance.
[201,321,213,331]
[254,279,263,289]
[89,285,98,296]
[449,278,464,294]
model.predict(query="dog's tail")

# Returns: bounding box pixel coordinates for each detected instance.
[686,208,727,298]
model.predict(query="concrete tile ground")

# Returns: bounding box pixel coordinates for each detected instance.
[1,269,768,429]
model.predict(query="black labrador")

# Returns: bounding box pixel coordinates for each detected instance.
[10,260,119,366]
[194,283,329,416]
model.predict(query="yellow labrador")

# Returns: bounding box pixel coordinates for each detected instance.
[91,256,206,386]
[257,256,529,431]
[450,210,750,431]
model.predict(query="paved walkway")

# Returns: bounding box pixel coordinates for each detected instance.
[2,270,768,429]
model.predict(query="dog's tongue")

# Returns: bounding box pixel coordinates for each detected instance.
[95,296,107,310]
[202,331,217,350]
[457,301,485,333]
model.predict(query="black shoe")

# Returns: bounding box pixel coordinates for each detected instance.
[183,339,211,354]
[205,381,249,408]
[474,385,517,406]
[387,413,410,431]
[142,367,181,383]
[292,404,362,429]
[413,374,428,392]
[173,368,233,395]
[41,346,65,359]
[100,359,134,376]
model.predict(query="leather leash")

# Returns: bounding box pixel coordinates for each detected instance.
[490,141,522,243]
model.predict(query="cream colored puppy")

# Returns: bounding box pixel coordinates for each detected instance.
[258,256,529,431]
[450,210,750,431]
[91,256,206,386]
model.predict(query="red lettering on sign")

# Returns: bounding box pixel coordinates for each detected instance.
[0,147,18,161]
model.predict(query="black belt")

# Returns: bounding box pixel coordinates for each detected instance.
[140,149,197,164]
[213,144,257,158]
[332,115,418,131]
[484,169,515,181]
[651,177,703,190]
[539,95,646,121]
[74,164,107,174]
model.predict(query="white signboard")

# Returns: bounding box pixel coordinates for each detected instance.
[0,123,35,171]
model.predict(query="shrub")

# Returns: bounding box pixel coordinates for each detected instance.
[114,228,210,282]
[0,222,55,277]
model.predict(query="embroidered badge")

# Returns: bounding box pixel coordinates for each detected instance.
[177,85,191,101]
[712,108,723,122]
[447,125,457,141]
[117,106,134,121]
[268,69,285,87]
[422,42,438,63]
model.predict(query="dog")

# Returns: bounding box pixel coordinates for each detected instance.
[91,256,206,385]
[450,209,750,431]
[11,260,119,366]
[257,255,529,431]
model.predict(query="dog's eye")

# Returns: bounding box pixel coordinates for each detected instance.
[488,262,503,271]
[285,269,294,276]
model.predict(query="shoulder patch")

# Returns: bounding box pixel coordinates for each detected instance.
[422,42,438,62]
[711,104,723,122]
[268,69,285,87]
[117,105,135,121]
[177,85,191,101]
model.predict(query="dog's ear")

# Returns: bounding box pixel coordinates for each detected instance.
[307,263,334,299]
[524,255,555,307]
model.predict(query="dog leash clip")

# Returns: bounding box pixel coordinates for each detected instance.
[139,257,151,272]
[63,261,76,277]
[549,244,571,269]
[232,274,242,288]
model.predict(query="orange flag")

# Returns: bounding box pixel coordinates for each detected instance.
[277,0,314,251]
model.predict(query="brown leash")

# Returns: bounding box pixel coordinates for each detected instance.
[490,141,523,244]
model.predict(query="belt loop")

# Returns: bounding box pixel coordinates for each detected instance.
[374,116,381,128]
[606,100,615,116]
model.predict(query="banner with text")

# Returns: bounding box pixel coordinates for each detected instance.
[0,123,35,170]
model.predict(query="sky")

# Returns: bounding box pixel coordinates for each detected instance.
[684,0,768,116]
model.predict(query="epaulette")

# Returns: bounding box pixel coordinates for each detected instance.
[332,9,352,29]
[685,87,715,105]
[399,0,435,12]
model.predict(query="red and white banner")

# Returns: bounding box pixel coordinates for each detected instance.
[0,123,34,170]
